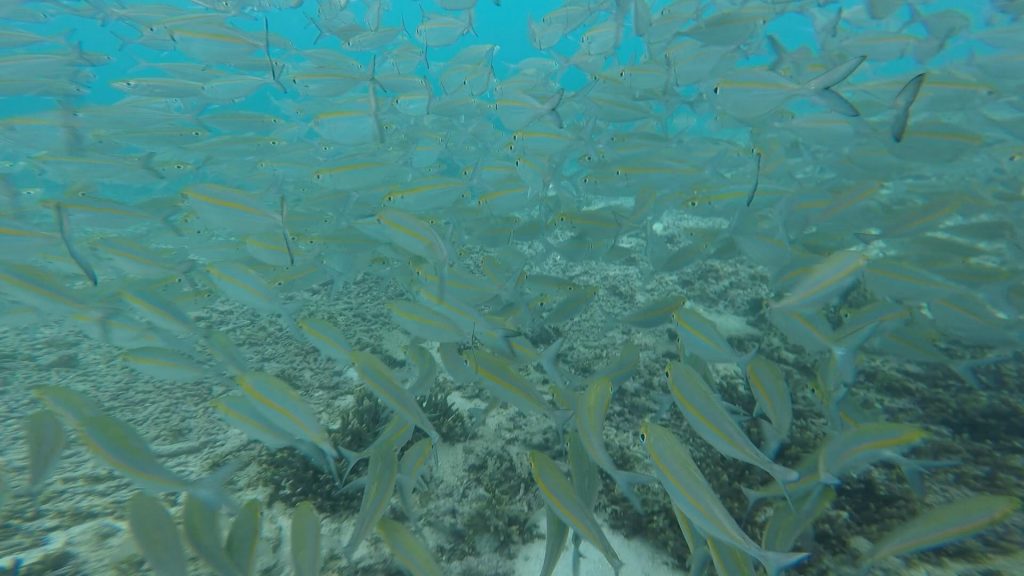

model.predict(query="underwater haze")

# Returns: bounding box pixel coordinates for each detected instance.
[1,0,1023,575]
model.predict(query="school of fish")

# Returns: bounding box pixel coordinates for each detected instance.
[1,0,1022,575]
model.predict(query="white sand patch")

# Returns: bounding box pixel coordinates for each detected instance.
[512,510,680,576]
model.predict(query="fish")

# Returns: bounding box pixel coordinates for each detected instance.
[235,372,339,481]
[590,342,641,388]
[0,217,58,256]
[0,2,1021,575]
[575,377,651,511]
[746,149,762,207]
[744,355,794,458]
[540,505,569,576]
[416,8,474,48]
[74,411,238,509]
[461,347,571,429]
[528,450,623,576]
[212,393,339,480]
[297,317,354,366]
[205,329,249,375]
[0,263,82,315]
[891,73,926,143]
[666,361,799,495]
[128,492,188,576]
[712,55,865,120]
[818,422,929,485]
[183,492,244,576]
[707,535,757,576]
[494,89,564,131]
[771,250,869,312]
[54,201,97,286]
[213,393,299,452]
[671,308,753,365]
[32,386,105,425]
[640,421,809,576]
[121,346,206,383]
[387,299,466,343]
[671,505,711,576]
[406,343,439,396]
[291,501,322,576]
[377,518,444,576]
[365,207,450,301]
[226,499,262,576]
[120,289,197,337]
[344,439,399,561]
[22,410,65,502]
[205,262,283,315]
[350,350,441,445]
[859,495,1020,574]
[334,414,414,487]
[762,486,836,554]
[397,437,433,524]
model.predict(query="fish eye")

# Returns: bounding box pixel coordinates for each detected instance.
[713,85,720,95]
[192,130,202,136]
[639,431,647,443]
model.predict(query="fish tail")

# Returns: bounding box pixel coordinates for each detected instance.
[551,409,575,431]
[804,55,865,91]
[612,470,654,513]
[188,458,243,512]
[757,550,810,576]
[336,445,361,487]
[759,418,783,459]
[539,337,565,387]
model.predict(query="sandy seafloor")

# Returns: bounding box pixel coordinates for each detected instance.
[1,212,1022,576]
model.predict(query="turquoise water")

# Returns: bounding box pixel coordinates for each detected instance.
[1,1,1022,575]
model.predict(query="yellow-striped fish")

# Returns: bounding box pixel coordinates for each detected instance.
[377,517,443,576]
[529,450,623,575]
[640,421,809,576]
[859,495,1020,574]
[350,350,441,445]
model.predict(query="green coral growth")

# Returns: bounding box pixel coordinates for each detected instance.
[446,445,537,560]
